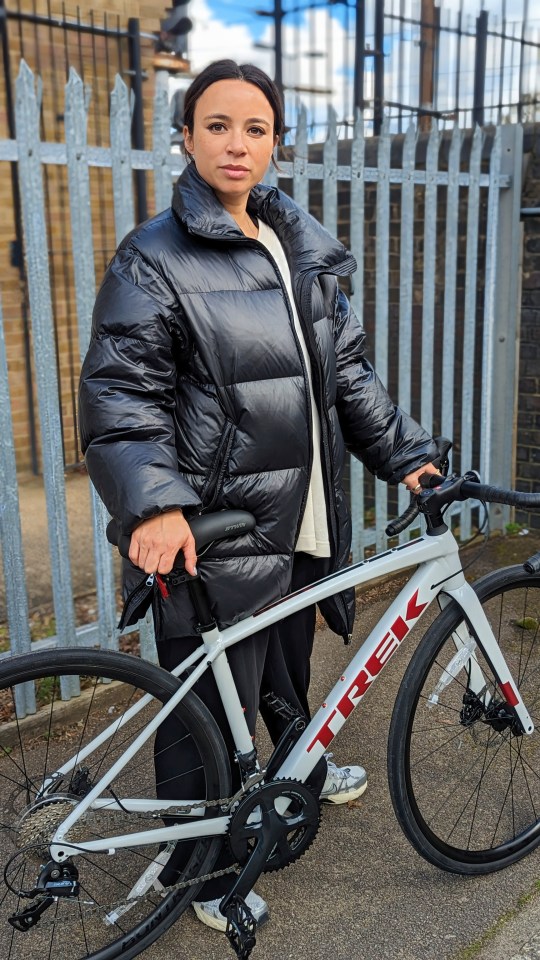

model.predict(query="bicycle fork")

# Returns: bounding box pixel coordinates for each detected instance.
[433,581,534,736]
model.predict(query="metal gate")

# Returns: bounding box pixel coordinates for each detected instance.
[0,62,524,664]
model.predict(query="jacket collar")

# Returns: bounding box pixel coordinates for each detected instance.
[171,161,355,277]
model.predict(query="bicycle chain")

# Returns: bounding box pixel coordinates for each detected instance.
[12,791,243,928]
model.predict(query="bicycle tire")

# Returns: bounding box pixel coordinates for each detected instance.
[388,565,540,875]
[0,647,231,960]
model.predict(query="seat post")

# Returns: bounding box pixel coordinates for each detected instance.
[186,575,217,633]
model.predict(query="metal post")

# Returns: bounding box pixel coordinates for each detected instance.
[473,10,488,128]
[419,0,436,132]
[127,17,147,224]
[374,0,384,135]
[274,0,283,101]
[485,124,524,529]
[518,0,529,123]
[353,0,365,112]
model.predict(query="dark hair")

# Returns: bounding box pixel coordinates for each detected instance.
[183,59,284,147]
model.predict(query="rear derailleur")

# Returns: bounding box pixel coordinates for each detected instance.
[8,860,80,932]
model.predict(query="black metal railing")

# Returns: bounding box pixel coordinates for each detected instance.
[255,0,540,139]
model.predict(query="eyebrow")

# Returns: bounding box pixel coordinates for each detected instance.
[203,113,271,126]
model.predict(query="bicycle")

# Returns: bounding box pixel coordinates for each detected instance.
[2,459,540,960]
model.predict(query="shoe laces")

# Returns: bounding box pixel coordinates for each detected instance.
[324,753,350,781]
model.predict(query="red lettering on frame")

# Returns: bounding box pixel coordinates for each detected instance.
[307,708,338,752]
[391,616,409,642]
[365,632,400,676]
[307,587,429,755]
[406,590,428,621]
[337,670,371,718]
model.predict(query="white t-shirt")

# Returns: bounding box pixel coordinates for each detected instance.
[257,219,331,558]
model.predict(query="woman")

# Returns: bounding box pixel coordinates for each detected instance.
[78,59,439,931]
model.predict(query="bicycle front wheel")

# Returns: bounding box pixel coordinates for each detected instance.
[388,565,540,875]
[0,648,231,960]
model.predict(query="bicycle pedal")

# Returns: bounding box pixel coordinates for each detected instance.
[262,691,304,722]
[224,895,257,959]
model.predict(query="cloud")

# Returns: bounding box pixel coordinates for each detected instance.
[187,0,272,74]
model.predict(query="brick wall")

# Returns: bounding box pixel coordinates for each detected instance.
[516,128,540,528]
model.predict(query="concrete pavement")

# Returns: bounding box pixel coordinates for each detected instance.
[464,890,540,960]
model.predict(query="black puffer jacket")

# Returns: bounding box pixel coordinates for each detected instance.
[79,162,437,640]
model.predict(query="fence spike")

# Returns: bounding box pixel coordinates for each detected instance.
[0,296,34,710]
[110,72,135,243]
[323,104,338,235]
[420,120,441,432]
[153,68,174,213]
[349,107,366,559]
[441,122,463,445]
[15,58,79,694]
[293,102,309,211]
[374,112,392,552]
[396,119,419,534]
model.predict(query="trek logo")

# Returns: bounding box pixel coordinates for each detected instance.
[307,589,428,752]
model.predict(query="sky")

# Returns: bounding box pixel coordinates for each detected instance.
[171,1,539,133]
[187,0,536,69]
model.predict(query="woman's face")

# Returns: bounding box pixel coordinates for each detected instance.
[183,79,278,211]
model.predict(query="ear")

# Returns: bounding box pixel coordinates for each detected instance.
[183,126,194,157]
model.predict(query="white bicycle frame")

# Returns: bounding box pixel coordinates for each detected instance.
[49,525,534,864]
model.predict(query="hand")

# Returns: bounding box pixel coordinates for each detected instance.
[128,509,197,576]
[402,462,442,494]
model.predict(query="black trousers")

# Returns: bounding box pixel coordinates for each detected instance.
[155,553,327,898]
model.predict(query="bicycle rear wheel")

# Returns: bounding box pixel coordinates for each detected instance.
[388,566,540,874]
[0,648,231,960]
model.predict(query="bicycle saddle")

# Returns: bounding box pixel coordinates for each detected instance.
[106,510,257,563]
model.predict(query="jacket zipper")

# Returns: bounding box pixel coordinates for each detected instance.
[200,421,235,513]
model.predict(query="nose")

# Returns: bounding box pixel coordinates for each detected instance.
[226,129,247,155]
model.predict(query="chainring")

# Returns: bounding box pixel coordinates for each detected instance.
[227,778,321,874]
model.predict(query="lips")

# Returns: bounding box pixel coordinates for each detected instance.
[220,165,251,181]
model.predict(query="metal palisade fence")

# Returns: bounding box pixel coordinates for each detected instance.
[0,61,524,667]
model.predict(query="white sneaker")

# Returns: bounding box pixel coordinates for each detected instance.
[320,753,368,804]
[192,890,269,933]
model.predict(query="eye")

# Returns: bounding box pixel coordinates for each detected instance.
[248,126,266,136]
[208,122,226,132]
